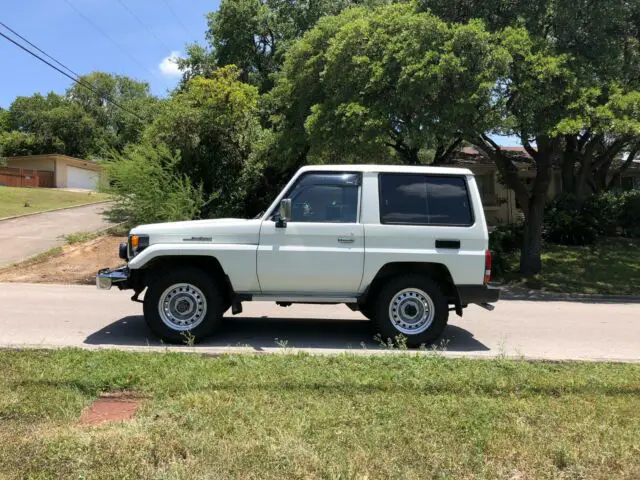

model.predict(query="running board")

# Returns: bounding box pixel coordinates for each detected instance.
[252,295,358,304]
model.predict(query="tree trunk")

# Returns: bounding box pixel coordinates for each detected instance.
[561,135,577,194]
[520,148,553,274]
[520,195,546,275]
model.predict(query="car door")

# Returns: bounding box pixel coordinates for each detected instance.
[257,172,365,294]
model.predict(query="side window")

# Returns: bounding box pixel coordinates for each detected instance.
[286,173,360,223]
[379,174,473,226]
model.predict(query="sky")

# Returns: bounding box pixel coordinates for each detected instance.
[0,0,521,147]
[0,0,218,107]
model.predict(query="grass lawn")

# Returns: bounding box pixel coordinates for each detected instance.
[0,186,108,219]
[501,237,640,295]
[1,349,639,479]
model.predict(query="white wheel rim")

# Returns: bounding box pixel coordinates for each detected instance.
[388,288,435,335]
[158,283,207,331]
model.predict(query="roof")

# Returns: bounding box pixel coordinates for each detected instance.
[297,164,474,176]
[460,145,533,158]
[6,154,102,170]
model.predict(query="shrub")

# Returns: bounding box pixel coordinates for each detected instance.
[489,223,523,277]
[544,194,604,245]
[618,190,640,237]
[544,191,638,245]
[101,144,205,228]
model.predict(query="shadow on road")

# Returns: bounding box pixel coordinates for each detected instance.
[84,315,489,352]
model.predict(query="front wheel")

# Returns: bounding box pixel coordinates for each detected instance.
[374,275,449,348]
[143,267,224,344]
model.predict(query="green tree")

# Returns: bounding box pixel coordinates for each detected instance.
[419,0,640,274]
[146,65,265,218]
[4,92,86,155]
[0,108,9,132]
[180,0,387,93]
[65,72,159,152]
[1,73,158,158]
[271,4,508,167]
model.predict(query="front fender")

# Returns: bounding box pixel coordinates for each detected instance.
[129,243,260,292]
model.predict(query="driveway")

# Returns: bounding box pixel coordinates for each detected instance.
[0,283,638,361]
[0,203,112,267]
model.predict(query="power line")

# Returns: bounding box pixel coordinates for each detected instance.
[159,0,191,38]
[114,0,173,54]
[61,0,169,87]
[0,21,82,80]
[0,28,145,122]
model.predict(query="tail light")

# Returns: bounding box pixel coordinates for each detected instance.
[484,249,492,285]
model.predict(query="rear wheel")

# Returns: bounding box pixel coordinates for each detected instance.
[143,267,224,344]
[373,275,448,348]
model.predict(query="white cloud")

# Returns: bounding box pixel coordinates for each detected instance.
[158,51,183,77]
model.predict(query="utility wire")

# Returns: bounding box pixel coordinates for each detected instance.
[61,0,169,87]
[0,28,145,122]
[0,21,82,80]
[159,0,191,38]
[114,0,173,54]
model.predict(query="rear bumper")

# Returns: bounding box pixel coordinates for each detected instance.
[96,266,130,290]
[457,284,500,306]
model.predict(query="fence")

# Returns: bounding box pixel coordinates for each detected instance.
[0,166,54,188]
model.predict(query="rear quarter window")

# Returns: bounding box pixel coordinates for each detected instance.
[379,173,473,226]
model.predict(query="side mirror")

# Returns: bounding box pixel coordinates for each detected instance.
[277,198,292,228]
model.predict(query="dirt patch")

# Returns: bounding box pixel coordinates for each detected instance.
[79,394,140,425]
[0,235,125,285]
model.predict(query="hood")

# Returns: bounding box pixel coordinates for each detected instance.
[130,218,262,245]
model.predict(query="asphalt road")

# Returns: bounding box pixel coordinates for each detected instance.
[1,283,639,361]
[0,203,112,266]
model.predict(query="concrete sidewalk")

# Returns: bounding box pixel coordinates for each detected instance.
[0,203,112,266]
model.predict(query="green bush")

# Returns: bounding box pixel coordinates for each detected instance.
[489,223,523,277]
[544,193,613,246]
[101,144,205,228]
[544,190,640,245]
[618,190,640,237]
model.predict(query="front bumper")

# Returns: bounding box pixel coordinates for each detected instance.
[96,266,130,290]
[457,284,500,306]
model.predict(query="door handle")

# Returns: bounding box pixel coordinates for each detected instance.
[435,239,461,249]
[337,236,355,244]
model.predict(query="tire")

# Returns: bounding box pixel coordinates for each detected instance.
[359,304,374,320]
[143,267,224,344]
[373,275,449,348]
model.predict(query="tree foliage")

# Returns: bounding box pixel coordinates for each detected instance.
[0,73,157,159]
[180,0,387,92]
[147,66,265,218]
[270,4,509,169]
[102,143,205,227]
[419,0,640,274]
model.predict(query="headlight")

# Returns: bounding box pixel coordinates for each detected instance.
[129,234,149,257]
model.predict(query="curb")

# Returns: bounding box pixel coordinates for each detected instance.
[0,200,112,222]
[499,290,640,303]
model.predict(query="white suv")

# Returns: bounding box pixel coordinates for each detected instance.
[97,165,499,347]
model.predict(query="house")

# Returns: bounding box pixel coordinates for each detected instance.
[447,146,640,225]
[448,146,563,225]
[4,154,103,190]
